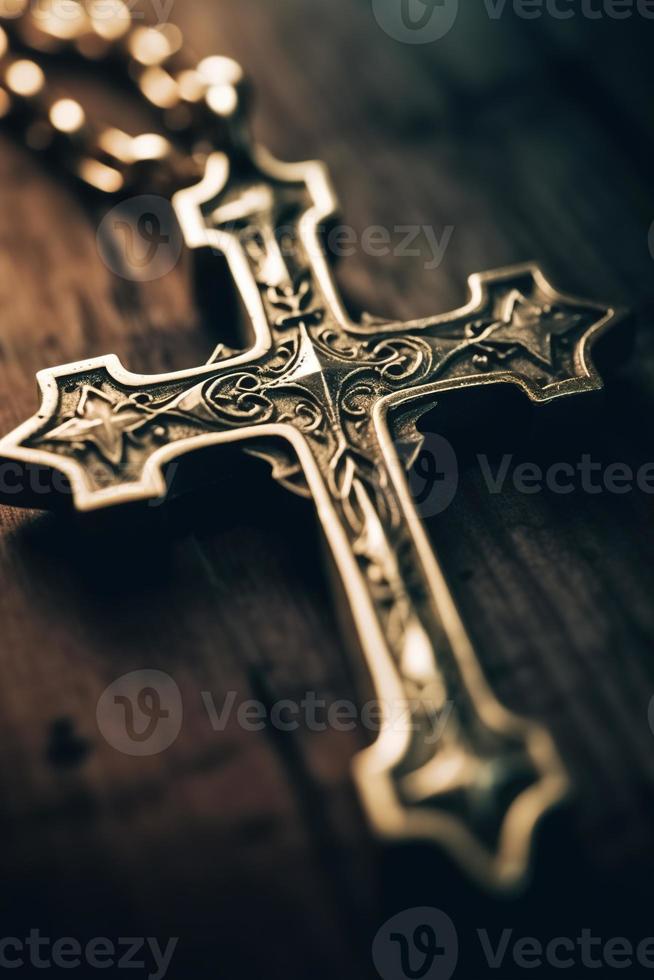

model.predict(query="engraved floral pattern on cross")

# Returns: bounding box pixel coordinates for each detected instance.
[42,386,158,467]
[33,274,597,483]
[0,144,626,890]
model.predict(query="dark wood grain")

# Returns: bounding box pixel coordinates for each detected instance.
[0,2,653,977]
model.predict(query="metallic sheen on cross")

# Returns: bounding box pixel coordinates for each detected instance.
[0,122,626,892]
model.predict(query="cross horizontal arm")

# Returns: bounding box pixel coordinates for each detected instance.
[0,139,629,890]
[0,347,288,509]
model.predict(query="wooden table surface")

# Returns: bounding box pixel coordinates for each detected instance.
[0,2,653,977]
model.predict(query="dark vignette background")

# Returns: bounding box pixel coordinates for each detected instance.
[0,1,653,977]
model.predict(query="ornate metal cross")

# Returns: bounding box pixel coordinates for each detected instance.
[0,139,624,889]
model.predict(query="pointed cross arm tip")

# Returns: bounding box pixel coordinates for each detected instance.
[0,265,631,513]
[416,263,630,405]
[0,353,271,512]
[354,712,570,892]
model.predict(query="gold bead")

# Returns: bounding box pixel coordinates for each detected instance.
[131,133,170,162]
[205,84,239,118]
[78,159,124,194]
[198,56,243,88]
[0,0,29,20]
[88,0,131,41]
[6,59,44,97]
[50,98,85,134]
[129,26,172,67]
[35,0,88,41]
[139,66,180,109]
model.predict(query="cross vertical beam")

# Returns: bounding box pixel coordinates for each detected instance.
[0,137,626,890]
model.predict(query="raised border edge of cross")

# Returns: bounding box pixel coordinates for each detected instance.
[0,144,630,893]
[0,149,627,513]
